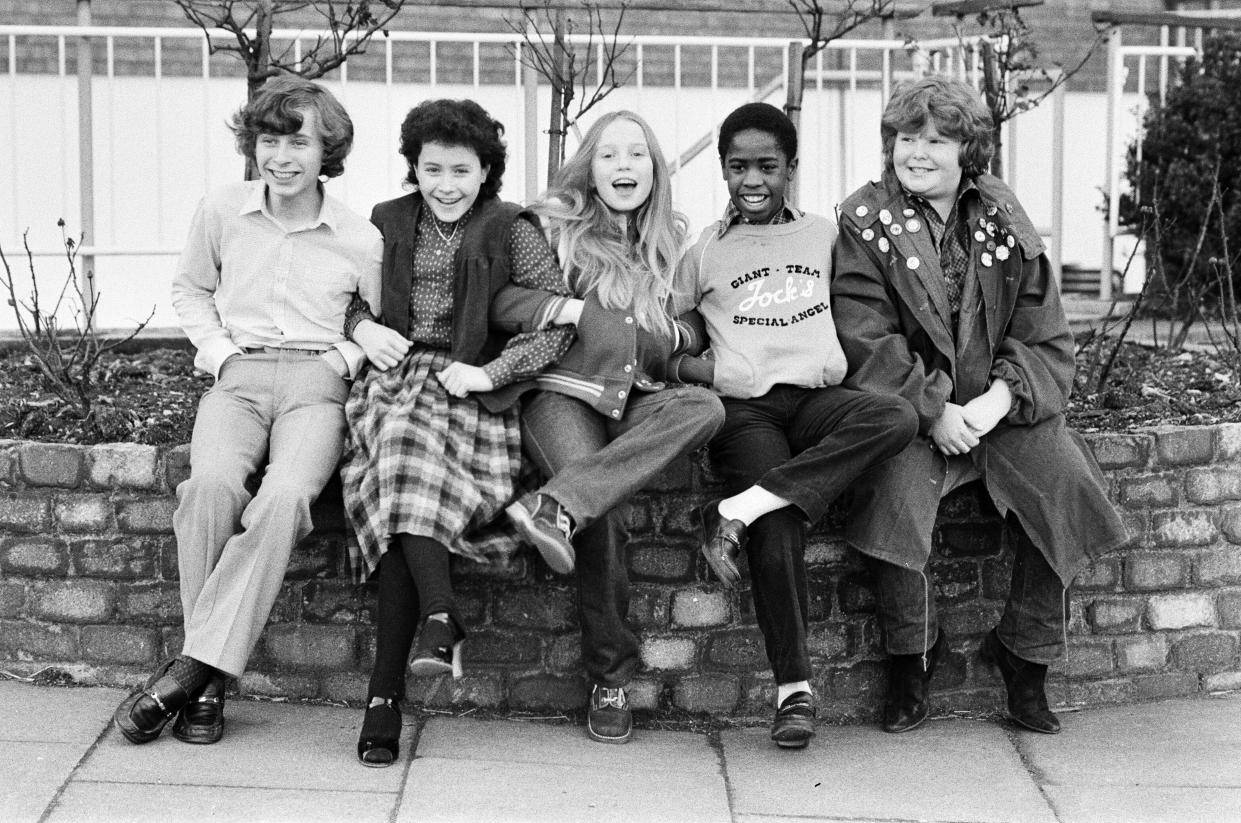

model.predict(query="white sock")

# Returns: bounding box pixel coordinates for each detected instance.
[777,680,812,707]
[718,486,790,526]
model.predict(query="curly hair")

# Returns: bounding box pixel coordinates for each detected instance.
[880,76,994,178]
[535,111,688,339]
[398,99,507,200]
[717,102,798,163]
[229,77,354,179]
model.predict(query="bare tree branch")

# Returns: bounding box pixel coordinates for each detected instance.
[570,3,633,130]
[936,8,1106,177]
[507,0,634,179]
[174,0,408,95]
[788,0,895,65]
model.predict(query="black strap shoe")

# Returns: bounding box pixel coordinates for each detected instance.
[695,500,746,588]
[114,659,192,744]
[587,684,632,744]
[882,631,948,733]
[172,672,226,745]
[979,629,1061,734]
[771,691,816,749]
[357,697,402,767]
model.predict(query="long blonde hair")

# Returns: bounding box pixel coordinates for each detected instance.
[536,111,688,338]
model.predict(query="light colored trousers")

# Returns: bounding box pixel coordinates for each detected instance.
[175,350,348,677]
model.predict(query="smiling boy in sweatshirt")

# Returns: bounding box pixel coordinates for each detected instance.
[675,102,917,749]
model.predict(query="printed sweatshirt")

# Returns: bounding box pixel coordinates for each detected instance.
[681,212,846,398]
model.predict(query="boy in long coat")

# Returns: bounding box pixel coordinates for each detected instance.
[832,76,1128,735]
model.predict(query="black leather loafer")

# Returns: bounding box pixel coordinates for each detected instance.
[172,672,226,744]
[771,690,816,749]
[114,659,191,744]
[695,500,746,588]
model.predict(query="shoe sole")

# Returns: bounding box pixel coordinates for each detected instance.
[409,639,464,679]
[172,720,224,744]
[409,658,454,678]
[771,722,816,748]
[773,733,813,749]
[506,502,575,574]
[882,713,928,734]
[587,725,633,744]
[358,750,397,767]
[1010,715,1061,734]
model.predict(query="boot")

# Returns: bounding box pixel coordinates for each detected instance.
[882,631,947,733]
[979,629,1061,734]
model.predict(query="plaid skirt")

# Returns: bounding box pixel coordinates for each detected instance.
[341,347,525,582]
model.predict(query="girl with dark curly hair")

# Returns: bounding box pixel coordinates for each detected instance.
[341,99,576,767]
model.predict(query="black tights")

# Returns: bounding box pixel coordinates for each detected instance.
[367,534,458,701]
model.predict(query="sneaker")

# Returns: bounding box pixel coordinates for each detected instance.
[409,616,464,679]
[771,691,816,749]
[506,493,576,574]
[587,684,632,744]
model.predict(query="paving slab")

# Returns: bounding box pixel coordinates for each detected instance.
[78,699,410,793]
[400,757,731,823]
[1043,785,1241,823]
[46,782,394,823]
[1,741,95,823]
[720,718,1057,823]
[735,818,871,823]
[414,715,720,773]
[0,682,120,823]
[1022,695,1241,788]
[403,717,730,823]
[0,681,124,743]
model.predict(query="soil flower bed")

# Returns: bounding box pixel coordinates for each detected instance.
[2,335,1240,445]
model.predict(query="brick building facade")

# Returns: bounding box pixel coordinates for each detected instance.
[0,0,1199,91]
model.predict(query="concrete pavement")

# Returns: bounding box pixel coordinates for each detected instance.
[2,678,1239,823]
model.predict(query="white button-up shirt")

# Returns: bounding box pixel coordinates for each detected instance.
[171,180,383,378]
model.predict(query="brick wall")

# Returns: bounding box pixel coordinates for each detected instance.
[2,424,1240,721]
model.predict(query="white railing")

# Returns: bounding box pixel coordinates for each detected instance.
[1099,28,1197,301]
[2,23,1052,331]
[1094,11,1241,301]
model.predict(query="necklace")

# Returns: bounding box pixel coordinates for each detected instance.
[433,216,459,245]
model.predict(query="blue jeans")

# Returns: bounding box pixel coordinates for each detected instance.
[708,385,919,684]
[872,512,1067,664]
[520,386,725,686]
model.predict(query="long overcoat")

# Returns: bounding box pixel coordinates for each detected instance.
[831,173,1128,584]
